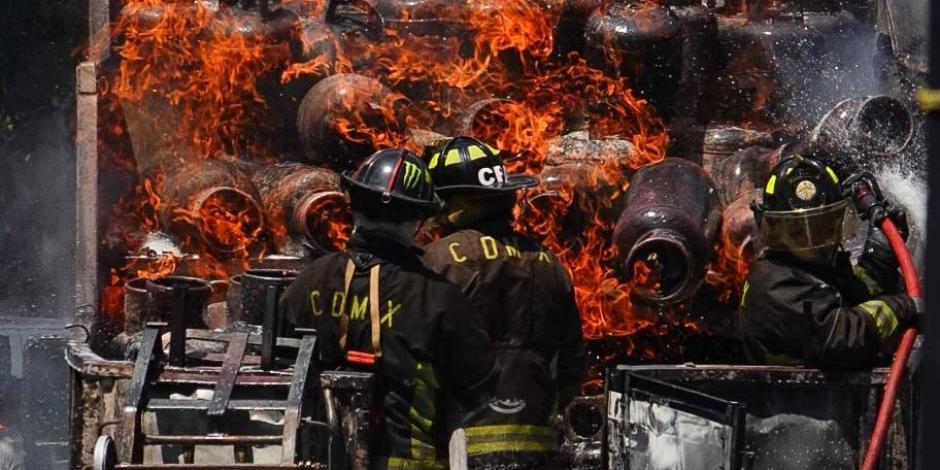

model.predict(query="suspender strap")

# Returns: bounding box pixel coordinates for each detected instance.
[369,265,382,357]
[338,259,355,350]
[337,258,383,357]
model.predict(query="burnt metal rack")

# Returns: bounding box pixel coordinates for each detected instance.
[91,323,320,470]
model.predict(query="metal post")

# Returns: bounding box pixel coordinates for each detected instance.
[921,1,940,468]
[74,0,111,333]
[261,284,279,370]
[74,61,100,334]
[169,286,188,366]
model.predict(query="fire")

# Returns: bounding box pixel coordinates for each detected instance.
[97,0,729,364]
[516,160,662,345]
[172,189,264,255]
[111,0,293,156]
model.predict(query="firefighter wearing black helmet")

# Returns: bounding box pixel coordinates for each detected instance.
[421,137,587,469]
[280,149,498,469]
[739,155,919,368]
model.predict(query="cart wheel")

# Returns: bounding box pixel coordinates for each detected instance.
[93,435,117,470]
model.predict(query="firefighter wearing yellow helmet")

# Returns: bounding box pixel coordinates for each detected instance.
[740,155,919,367]
[422,137,586,469]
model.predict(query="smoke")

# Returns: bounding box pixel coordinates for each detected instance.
[0,106,76,318]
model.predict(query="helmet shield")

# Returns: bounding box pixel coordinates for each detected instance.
[759,199,858,254]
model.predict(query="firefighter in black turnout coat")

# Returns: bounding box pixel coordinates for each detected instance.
[280,149,498,469]
[421,137,587,467]
[740,155,919,368]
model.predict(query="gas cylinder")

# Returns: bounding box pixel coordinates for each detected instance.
[808,95,914,175]
[150,159,265,254]
[296,73,411,171]
[251,163,352,256]
[612,158,721,304]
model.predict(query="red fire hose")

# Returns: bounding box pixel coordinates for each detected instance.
[859,217,921,470]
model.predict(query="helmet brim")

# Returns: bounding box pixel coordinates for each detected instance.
[340,174,443,212]
[435,173,540,195]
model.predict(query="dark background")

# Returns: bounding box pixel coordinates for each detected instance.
[0,1,87,318]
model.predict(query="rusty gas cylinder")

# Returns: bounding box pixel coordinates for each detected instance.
[710,144,784,205]
[297,73,411,172]
[256,8,343,154]
[527,163,627,242]
[151,159,265,254]
[251,163,352,256]
[808,95,914,174]
[584,0,715,125]
[612,158,721,304]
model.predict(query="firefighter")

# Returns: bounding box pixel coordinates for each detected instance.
[421,137,587,468]
[279,149,498,469]
[740,155,920,368]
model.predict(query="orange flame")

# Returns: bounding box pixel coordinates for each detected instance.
[96,0,729,363]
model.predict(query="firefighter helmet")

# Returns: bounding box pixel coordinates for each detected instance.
[752,155,858,255]
[427,136,539,194]
[341,148,442,214]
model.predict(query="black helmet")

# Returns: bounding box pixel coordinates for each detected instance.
[753,155,857,255]
[427,136,539,194]
[341,148,442,214]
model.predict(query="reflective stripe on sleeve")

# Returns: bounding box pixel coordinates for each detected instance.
[857,300,900,339]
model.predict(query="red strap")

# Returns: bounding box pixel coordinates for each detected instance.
[346,350,377,366]
[386,153,406,191]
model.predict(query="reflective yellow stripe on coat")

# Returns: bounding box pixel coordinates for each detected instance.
[464,424,558,456]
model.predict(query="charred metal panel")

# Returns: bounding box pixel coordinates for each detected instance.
[599,365,919,470]
[23,335,70,469]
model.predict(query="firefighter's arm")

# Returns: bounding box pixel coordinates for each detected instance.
[555,267,587,409]
[855,224,903,296]
[809,289,916,367]
[439,286,498,409]
[755,270,880,367]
